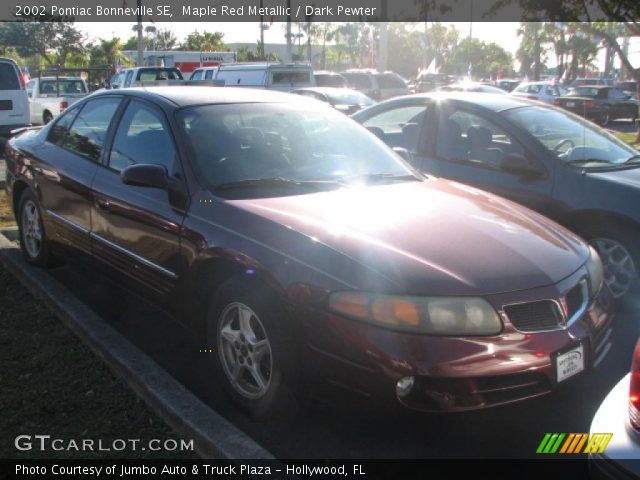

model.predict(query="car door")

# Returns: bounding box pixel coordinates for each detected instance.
[359,102,431,166]
[425,102,553,212]
[37,96,123,254]
[90,97,187,296]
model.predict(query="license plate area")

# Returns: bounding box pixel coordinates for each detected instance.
[554,343,585,383]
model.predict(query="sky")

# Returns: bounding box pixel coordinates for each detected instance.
[76,21,640,71]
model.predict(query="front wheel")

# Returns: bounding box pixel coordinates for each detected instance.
[583,224,639,300]
[206,277,298,418]
[18,189,53,267]
[43,111,53,124]
[598,108,611,127]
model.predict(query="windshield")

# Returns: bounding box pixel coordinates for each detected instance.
[177,103,419,196]
[136,68,183,81]
[39,79,87,95]
[327,90,374,105]
[568,87,600,97]
[503,105,638,167]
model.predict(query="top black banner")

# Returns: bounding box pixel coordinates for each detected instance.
[2,0,639,22]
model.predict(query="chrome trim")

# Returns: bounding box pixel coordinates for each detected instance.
[565,279,590,328]
[46,209,89,234]
[502,279,589,333]
[89,232,177,279]
[593,341,612,368]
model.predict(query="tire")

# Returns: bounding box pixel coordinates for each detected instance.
[206,276,298,419]
[43,111,53,124]
[598,108,610,127]
[17,189,53,267]
[580,223,639,301]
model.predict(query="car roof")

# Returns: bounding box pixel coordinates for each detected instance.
[93,86,314,107]
[394,91,539,112]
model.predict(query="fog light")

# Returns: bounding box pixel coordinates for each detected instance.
[396,376,415,398]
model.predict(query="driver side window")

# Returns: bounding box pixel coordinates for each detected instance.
[362,105,428,154]
[435,109,525,171]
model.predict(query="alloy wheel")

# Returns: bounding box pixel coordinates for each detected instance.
[21,200,42,259]
[217,302,273,400]
[591,237,636,299]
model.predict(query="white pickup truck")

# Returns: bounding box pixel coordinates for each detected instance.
[25,76,89,124]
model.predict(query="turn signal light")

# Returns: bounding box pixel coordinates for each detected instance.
[629,339,640,431]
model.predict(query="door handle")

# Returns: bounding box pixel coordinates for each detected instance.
[95,197,111,211]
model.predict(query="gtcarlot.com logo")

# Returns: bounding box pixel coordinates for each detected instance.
[536,433,613,454]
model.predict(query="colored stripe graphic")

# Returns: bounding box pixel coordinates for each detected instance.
[537,433,612,454]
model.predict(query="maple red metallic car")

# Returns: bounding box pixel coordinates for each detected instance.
[5,87,614,417]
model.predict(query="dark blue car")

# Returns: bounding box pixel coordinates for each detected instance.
[354,92,640,299]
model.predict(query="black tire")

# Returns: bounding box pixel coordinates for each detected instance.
[206,276,299,419]
[580,223,639,301]
[43,111,53,124]
[17,189,53,267]
[598,108,610,127]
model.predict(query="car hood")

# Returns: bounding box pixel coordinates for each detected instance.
[225,178,588,295]
[588,166,640,188]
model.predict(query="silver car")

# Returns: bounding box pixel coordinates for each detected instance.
[511,81,568,104]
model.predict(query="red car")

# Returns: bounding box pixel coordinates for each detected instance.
[5,87,614,417]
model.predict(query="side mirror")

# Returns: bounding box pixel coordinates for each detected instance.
[501,153,543,177]
[393,146,414,164]
[121,164,168,189]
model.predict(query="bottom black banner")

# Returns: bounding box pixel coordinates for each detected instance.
[3,458,640,480]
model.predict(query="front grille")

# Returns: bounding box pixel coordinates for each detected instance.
[504,300,563,332]
[565,283,584,320]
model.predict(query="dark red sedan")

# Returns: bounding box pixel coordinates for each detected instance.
[5,87,614,417]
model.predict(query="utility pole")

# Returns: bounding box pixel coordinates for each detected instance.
[136,0,144,66]
[285,0,292,62]
[259,0,265,59]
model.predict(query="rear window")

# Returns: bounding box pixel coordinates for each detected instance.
[343,73,372,90]
[39,79,87,95]
[271,71,310,85]
[375,74,404,89]
[0,62,20,90]
[136,68,183,81]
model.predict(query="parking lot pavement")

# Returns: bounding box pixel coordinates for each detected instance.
[38,260,640,460]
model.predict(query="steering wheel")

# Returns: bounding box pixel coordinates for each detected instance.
[553,138,575,153]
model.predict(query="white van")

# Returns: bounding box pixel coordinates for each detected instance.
[0,58,29,140]
[215,63,314,91]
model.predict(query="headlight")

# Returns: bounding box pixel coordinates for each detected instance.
[329,292,502,336]
[585,245,604,298]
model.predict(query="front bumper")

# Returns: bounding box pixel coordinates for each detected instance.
[301,271,615,412]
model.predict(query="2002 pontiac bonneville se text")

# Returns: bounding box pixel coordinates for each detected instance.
[5,87,614,419]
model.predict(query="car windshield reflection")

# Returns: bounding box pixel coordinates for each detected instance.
[503,105,638,167]
[177,103,420,197]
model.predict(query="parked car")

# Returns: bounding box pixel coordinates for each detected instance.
[313,71,347,88]
[438,83,507,94]
[353,92,640,299]
[291,87,375,114]
[25,76,89,124]
[555,86,639,126]
[214,63,314,91]
[189,66,219,81]
[0,57,29,141]
[616,80,638,100]
[108,72,124,89]
[410,72,453,94]
[496,79,521,92]
[589,338,640,479]
[511,81,569,104]
[5,87,613,417]
[341,70,409,101]
[570,78,614,88]
[118,67,184,88]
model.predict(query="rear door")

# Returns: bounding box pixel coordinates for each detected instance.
[0,59,28,130]
[90,97,187,296]
[37,96,123,254]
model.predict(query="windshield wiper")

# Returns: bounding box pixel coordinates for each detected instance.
[565,158,614,166]
[623,154,640,165]
[213,177,344,191]
[342,173,420,184]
